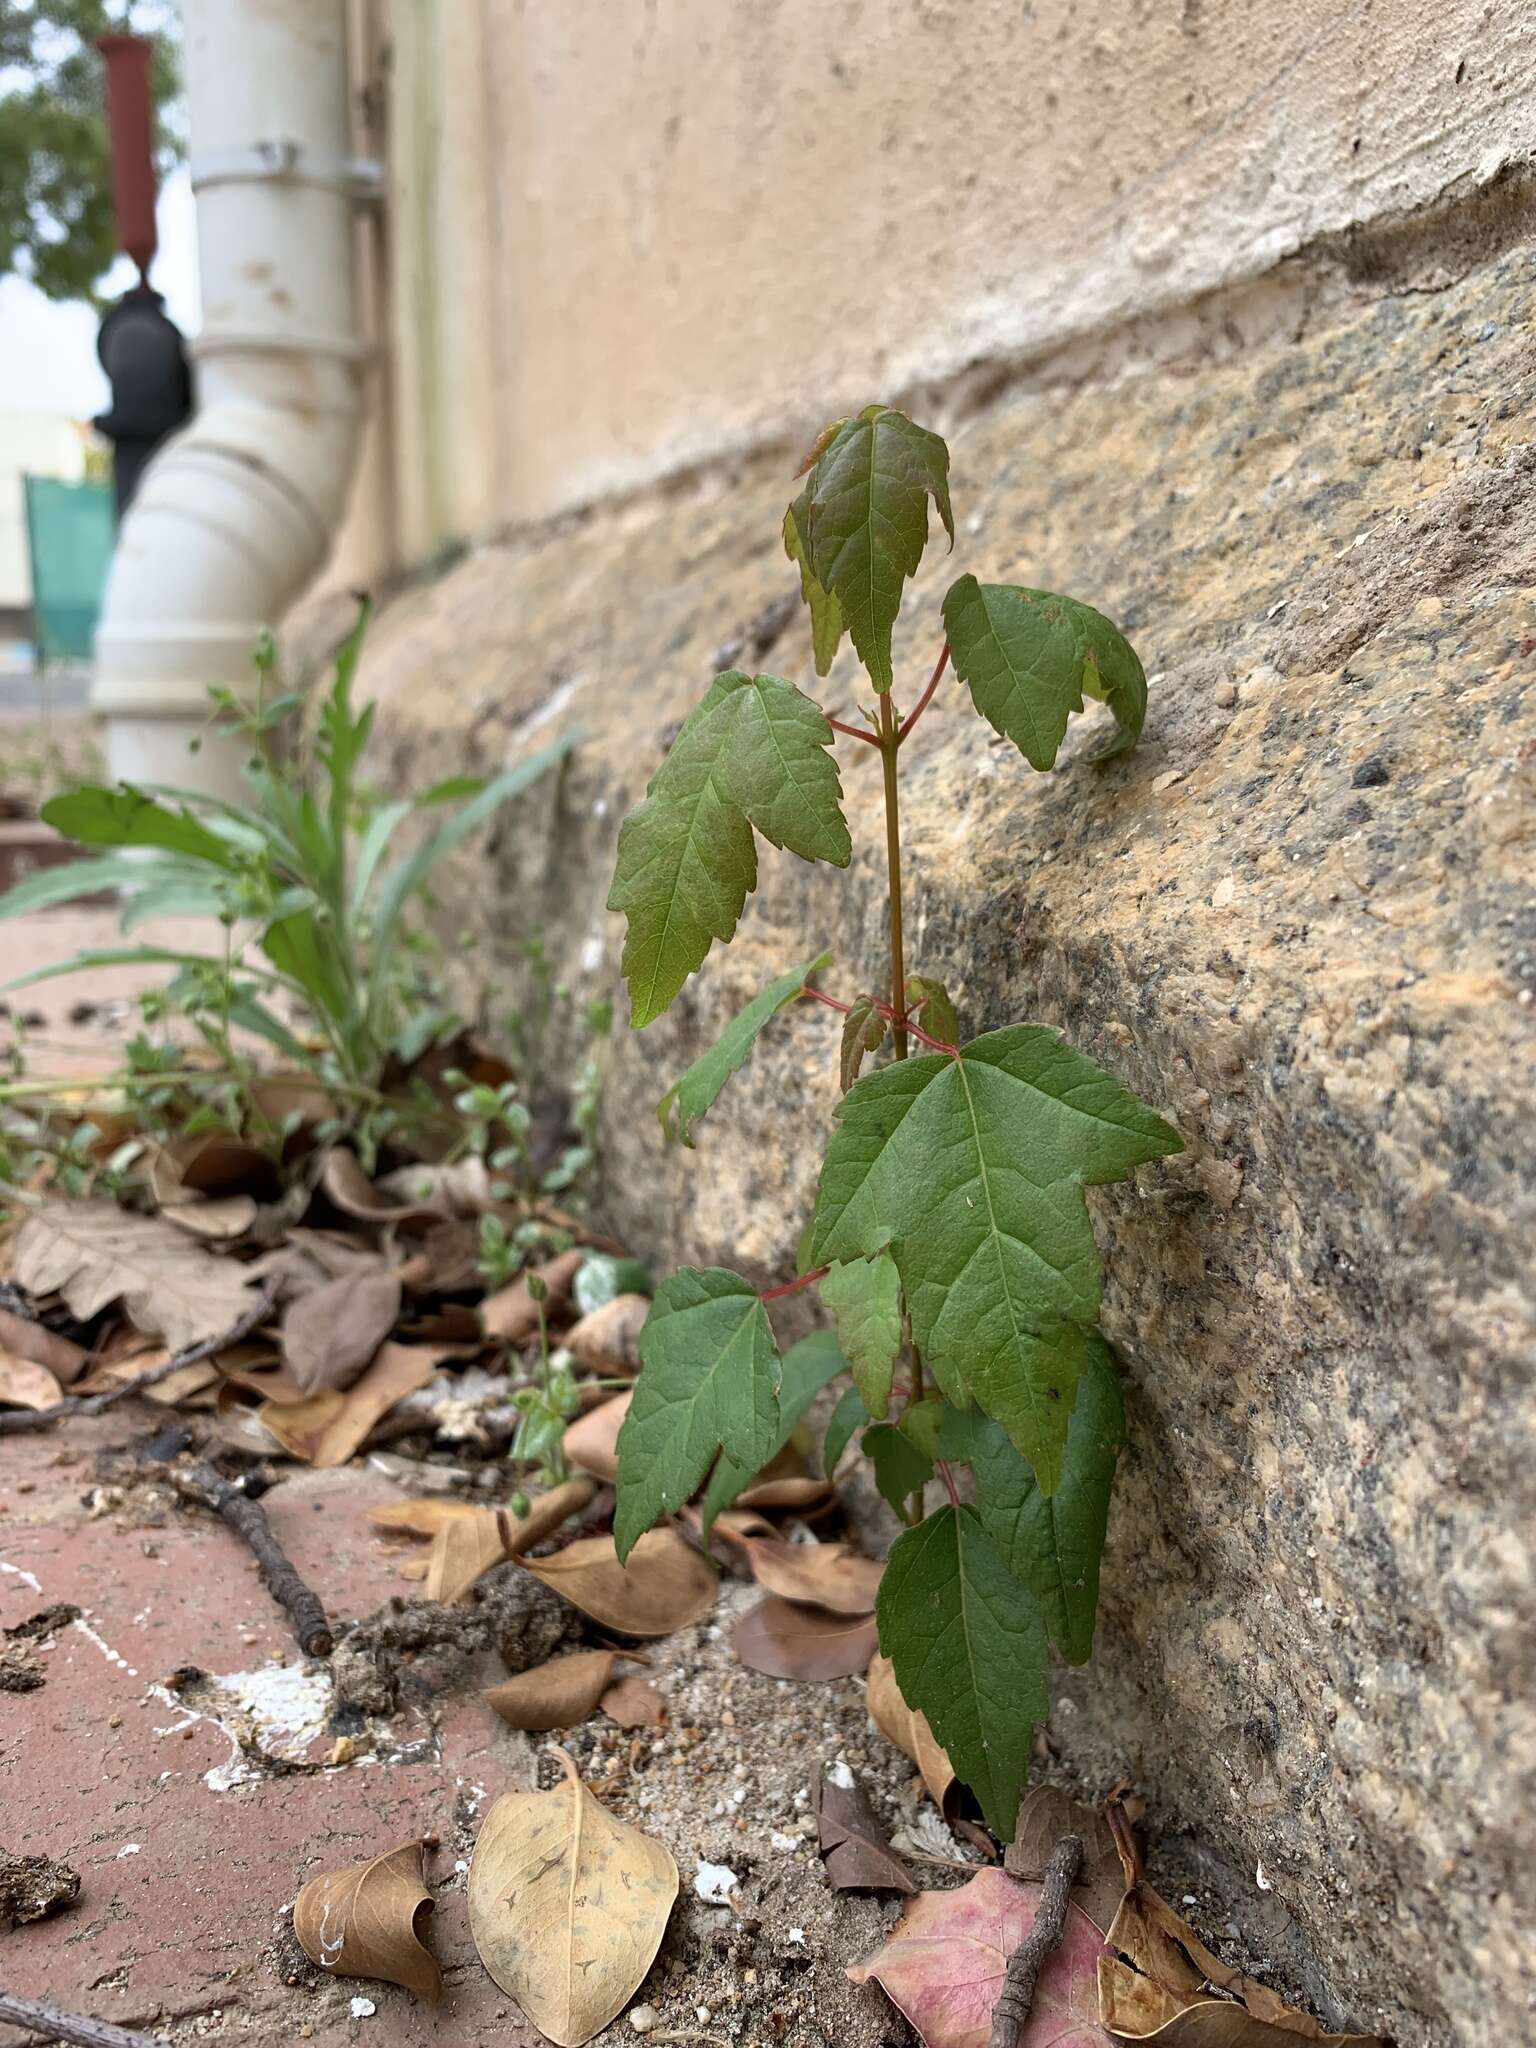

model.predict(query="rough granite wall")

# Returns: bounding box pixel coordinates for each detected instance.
[296,221,1536,2046]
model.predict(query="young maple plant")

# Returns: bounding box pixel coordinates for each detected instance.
[605,404,1182,1841]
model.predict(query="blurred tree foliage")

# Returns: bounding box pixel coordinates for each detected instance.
[0,0,180,304]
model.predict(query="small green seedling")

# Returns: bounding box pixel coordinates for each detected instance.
[606,405,1182,1841]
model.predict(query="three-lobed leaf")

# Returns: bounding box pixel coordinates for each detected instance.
[819,1252,903,1418]
[608,672,851,1029]
[863,1421,933,1517]
[940,1330,1124,1664]
[839,995,888,1092]
[783,505,845,676]
[792,406,954,692]
[876,1503,1049,1840]
[943,577,1146,768]
[657,950,831,1146]
[697,1326,846,1526]
[809,1025,1180,1492]
[615,1268,781,1559]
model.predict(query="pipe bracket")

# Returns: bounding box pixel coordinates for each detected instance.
[190,140,384,204]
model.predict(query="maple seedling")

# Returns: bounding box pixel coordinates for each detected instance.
[606,404,1181,1841]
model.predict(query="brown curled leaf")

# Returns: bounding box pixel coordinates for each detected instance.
[814,1765,915,1893]
[732,1594,878,1680]
[520,1527,717,1637]
[294,1839,442,2003]
[483,1650,637,1732]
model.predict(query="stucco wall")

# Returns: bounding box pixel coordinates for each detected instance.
[359,0,1536,564]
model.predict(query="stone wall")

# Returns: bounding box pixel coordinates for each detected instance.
[297,204,1536,2045]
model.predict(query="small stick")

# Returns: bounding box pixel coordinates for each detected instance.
[987,1832,1083,2048]
[0,1288,275,1436]
[0,1990,170,2048]
[166,1463,333,1657]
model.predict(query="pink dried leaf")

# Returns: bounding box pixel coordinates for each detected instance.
[847,1864,1111,2048]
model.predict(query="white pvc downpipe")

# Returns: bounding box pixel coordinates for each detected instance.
[92,0,367,797]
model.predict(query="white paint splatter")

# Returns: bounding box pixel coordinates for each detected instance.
[350,1996,376,2017]
[787,1928,805,1946]
[1256,1860,1273,1892]
[0,1559,42,1594]
[117,1843,141,1857]
[71,1616,138,1677]
[825,1760,855,1790]
[693,1861,738,1904]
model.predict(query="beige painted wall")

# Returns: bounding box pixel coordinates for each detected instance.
[358,0,1535,568]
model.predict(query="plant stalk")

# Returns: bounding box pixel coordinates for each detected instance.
[878,693,908,1059]
[879,687,928,1520]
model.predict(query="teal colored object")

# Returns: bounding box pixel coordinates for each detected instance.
[23,476,114,666]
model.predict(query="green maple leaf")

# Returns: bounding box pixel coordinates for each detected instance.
[876,1504,1049,1839]
[608,672,851,1028]
[863,1422,934,1516]
[940,1331,1124,1663]
[808,1026,1180,1492]
[614,1268,781,1558]
[819,1252,903,1418]
[783,504,844,675]
[904,973,959,1046]
[657,950,831,1146]
[697,1327,846,1527]
[792,406,954,692]
[822,1383,869,1479]
[942,578,1147,768]
[839,995,888,1091]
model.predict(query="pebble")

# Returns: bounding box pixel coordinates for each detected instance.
[349,1997,376,2018]
[1214,679,1238,708]
[629,2005,658,2034]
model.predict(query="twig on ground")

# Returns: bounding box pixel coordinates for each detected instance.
[166,1463,333,1657]
[0,1990,171,2048]
[0,1288,274,1436]
[987,1832,1084,2048]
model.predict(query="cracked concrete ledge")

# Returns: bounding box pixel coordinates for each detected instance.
[290,216,1536,2048]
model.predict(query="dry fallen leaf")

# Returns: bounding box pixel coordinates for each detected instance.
[867,1652,958,1815]
[565,1293,649,1373]
[0,1352,63,1411]
[848,1863,1110,2048]
[294,1839,442,2003]
[815,1766,915,1892]
[425,1507,512,1603]
[375,1156,499,1217]
[12,1201,262,1352]
[732,1595,879,1680]
[321,1147,445,1228]
[521,1527,717,1637]
[739,1537,883,1615]
[1098,1883,1385,2045]
[162,1195,259,1241]
[483,1650,640,1731]
[468,1747,678,2046]
[741,1474,835,1507]
[368,1499,485,1538]
[281,1264,403,1395]
[601,1676,667,1727]
[481,1248,587,1343]
[562,1389,630,1481]
[0,1309,88,1385]
[424,1479,597,1600]
[257,1341,441,1467]
[1008,1787,1125,1937]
